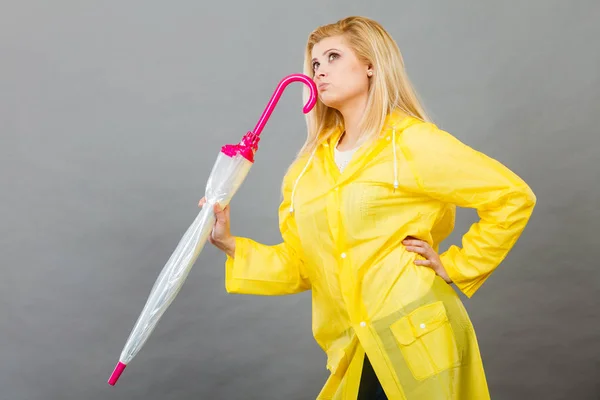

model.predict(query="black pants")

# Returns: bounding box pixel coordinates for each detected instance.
[357,355,387,399]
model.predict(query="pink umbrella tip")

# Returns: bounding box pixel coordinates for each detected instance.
[108,361,127,386]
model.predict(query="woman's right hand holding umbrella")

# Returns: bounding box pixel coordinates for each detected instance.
[198,197,236,258]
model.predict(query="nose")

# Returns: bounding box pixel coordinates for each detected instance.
[315,66,327,80]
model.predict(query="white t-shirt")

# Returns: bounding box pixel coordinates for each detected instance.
[334,146,359,172]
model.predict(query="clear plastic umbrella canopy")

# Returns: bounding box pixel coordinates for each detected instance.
[108,73,318,386]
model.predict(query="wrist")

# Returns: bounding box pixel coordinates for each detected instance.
[437,266,452,284]
[218,236,236,258]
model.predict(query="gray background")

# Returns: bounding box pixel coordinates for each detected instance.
[1,1,598,399]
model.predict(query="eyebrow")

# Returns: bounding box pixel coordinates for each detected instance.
[311,48,341,62]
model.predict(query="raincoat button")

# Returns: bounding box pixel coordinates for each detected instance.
[420,323,426,329]
[386,136,391,141]
[335,187,339,191]
[360,321,366,327]
[341,253,347,259]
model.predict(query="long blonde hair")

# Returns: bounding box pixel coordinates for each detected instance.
[297,16,431,159]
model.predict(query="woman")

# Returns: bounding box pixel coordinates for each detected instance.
[199,16,536,399]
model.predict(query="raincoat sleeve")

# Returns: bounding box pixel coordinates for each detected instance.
[224,170,311,296]
[401,122,536,298]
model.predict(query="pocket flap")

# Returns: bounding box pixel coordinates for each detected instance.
[390,301,450,345]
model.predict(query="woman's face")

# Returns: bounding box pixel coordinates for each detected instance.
[311,35,372,110]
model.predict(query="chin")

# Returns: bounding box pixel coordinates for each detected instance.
[319,93,344,109]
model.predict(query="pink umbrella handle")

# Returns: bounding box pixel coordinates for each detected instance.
[221,73,318,162]
[253,73,318,137]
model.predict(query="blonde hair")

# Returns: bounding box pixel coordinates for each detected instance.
[297,16,431,158]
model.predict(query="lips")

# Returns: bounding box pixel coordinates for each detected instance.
[318,83,330,91]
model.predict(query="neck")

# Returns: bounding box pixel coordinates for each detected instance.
[337,94,368,150]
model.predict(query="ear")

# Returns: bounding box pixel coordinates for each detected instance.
[367,64,374,77]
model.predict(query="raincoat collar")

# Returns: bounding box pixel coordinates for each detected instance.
[289,109,417,214]
[321,109,413,185]
[325,108,411,146]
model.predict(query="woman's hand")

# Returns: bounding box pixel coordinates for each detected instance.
[198,197,236,258]
[402,237,452,284]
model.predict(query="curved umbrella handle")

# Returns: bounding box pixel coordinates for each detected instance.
[220,73,318,163]
[253,73,318,137]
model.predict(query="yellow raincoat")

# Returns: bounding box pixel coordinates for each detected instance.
[224,110,536,399]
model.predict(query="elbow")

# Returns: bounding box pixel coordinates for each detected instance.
[485,184,536,230]
[506,184,537,229]
[521,182,536,204]
[520,184,537,213]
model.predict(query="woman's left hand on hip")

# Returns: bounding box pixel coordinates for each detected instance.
[402,237,452,284]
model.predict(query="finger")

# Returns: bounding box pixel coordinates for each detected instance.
[402,239,426,248]
[405,245,427,255]
[223,205,230,219]
[214,203,229,213]
[198,197,207,207]
[414,259,433,267]
[214,203,228,223]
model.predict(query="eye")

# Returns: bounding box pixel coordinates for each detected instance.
[312,61,320,72]
[328,52,340,62]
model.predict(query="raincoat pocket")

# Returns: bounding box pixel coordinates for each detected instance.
[390,301,460,381]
